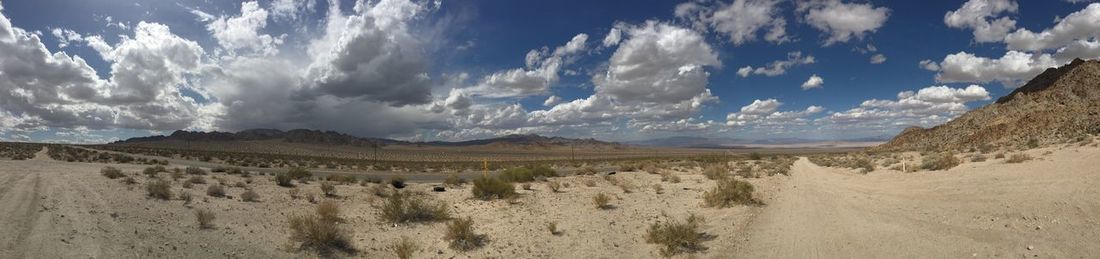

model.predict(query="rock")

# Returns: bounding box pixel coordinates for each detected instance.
[433,186,446,192]
[1027,245,1034,250]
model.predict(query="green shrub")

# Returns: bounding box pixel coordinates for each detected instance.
[142,165,166,177]
[645,214,707,256]
[702,178,757,208]
[471,175,516,200]
[275,173,293,187]
[380,192,450,224]
[444,217,484,251]
[145,180,172,200]
[101,166,125,179]
[498,167,535,182]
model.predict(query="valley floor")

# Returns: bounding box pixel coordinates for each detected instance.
[0,144,1098,258]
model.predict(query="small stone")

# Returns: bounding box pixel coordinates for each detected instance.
[1027,245,1034,250]
[1035,226,1042,230]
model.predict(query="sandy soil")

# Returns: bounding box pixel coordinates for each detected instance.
[1,143,1098,258]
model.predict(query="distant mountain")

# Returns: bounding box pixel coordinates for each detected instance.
[877,58,1100,151]
[629,136,890,148]
[113,129,622,149]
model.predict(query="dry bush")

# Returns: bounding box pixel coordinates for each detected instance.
[583,178,598,187]
[392,236,418,259]
[390,176,407,189]
[546,181,562,192]
[143,166,166,178]
[275,172,293,187]
[702,164,729,180]
[547,221,560,236]
[101,166,125,179]
[645,214,707,257]
[970,154,987,162]
[521,183,533,190]
[853,157,875,174]
[195,209,216,229]
[593,193,612,209]
[287,167,312,179]
[145,180,172,200]
[170,169,184,181]
[1006,153,1032,163]
[179,192,193,205]
[288,188,301,199]
[498,165,556,183]
[241,189,260,202]
[185,166,206,175]
[703,178,757,208]
[122,176,137,185]
[206,184,226,197]
[444,217,484,251]
[920,152,960,171]
[471,175,516,200]
[608,176,636,193]
[578,166,598,175]
[660,171,681,183]
[187,175,206,184]
[994,153,1006,159]
[371,185,392,198]
[288,202,354,255]
[652,184,664,194]
[320,182,337,197]
[444,173,465,186]
[380,192,450,224]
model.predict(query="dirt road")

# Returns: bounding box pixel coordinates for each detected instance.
[732,155,1100,258]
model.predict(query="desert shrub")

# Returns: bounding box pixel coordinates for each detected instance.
[444,173,466,186]
[187,175,206,184]
[1027,138,1040,149]
[702,164,729,180]
[206,185,226,197]
[380,192,450,224]
[578,166,597,175]
[241,189,260,202]
[122,177,137,185]
[316,201,342,223]
[471,175,516,200]
[971,154,987,162]
[521,183,533,190]
[287,167,312,179]
[528,164,558,178]
[233,182,247,188]
[748,152,763,160]
[195,209,216,229]
[142,166,166,177]
[645,214,707,256]
[275,172,294,187]
[653,184,664,194]
[289,188,301,199]
[994,153,1006,159]
[288,203,354,254]
[584,179,598,187]
[498,167,535,182]
[978,143,996,154]
[392,236,418,259]
[1006,153,1032,163]
[101,166,125,179]
[325,174,357,184]
[660,172,681,183]
[546,181,562,192]
[920,152,960,171]
[703,178,757,208]
[593,193,611,209]
[363,176,383,184]
[854,158,875,174]
[185,166,206,175]
[320,182,337,197]
[211,166,227,173]
[145,180,172,200]
[547,221,560,235]
[371,185,392,197]
[390,176,407,189]
[180,192,193,204]
[444,217,484,251]
[170,169,184,180]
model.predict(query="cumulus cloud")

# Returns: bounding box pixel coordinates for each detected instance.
[919,59,941,71]
[736,51,815,77]
[726,99,823,128]
[206,1,281,55]
[870,53,887,64]
[271,0,317,21]
[602,26,622,47]
[824,85,990,130]
[1004,3,1100,51]
[944,0,1018,43]
[463,33,588,98]
[543,95,562,106]
[801,74,824,90]
[931,51,1058,87]
[594,21,719,104]
[801,0,890,46]
[676,0,788,45]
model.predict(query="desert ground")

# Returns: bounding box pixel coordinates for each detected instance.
[1,138,1099,258]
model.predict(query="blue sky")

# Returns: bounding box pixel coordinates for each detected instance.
[1,0,1098,143]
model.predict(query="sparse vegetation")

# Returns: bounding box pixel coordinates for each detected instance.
[392,236,418,259]
[593,193,612,209]
[1006,153,1032,163]
[241,189,260,202]
[920,152,960,171]
[275,172,293,187]
[287,167,312,180]
[206,184,226,197]
[444,217,484,251]
[145,180,172,200]
[390,176,407,189]
[185,166,206,175]
[444,173,465,186]
[101,166,125,179]
[195,209,216,229]
[471,175,516,200]
[288,202,354,254]
[547,221,560,236]
[380,192,450,224]
[703,178,757,208]
[320,182,337,197]
[546,181,562,192]
[702,164,729,180]
[645,214,707,257]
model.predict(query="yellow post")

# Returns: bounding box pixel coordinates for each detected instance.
[483,159,489,177]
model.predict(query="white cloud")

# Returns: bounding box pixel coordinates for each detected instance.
[726,99,823,128]
[825,85,990,129]
[677,0,788,45]
[465,33,588,98]
[49,27,83,48]
[932,51,1058,87]
[602,27,622,47]
[544,95,562,106]
[1004,3,1100,51]
[919,59,941,71]
[801,74,824,90]
[944,0,1018,43]
[271,0,317,21]
[593,21,720,104]
[870,53,887,64]
[736,51,815,77]
[206,1,280,55]
[802,0,890,46]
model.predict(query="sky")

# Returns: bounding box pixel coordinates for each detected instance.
[1,0,1099,144]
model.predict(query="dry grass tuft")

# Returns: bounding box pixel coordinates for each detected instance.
[702,178,757,208]
[101,166,125,179]
[241,189,260,202]
[920,152,960,171]
[1006,153,1032,163]
[546,181,562,192]
[702,164,729,180]
[444,217,484,251]
[645,214,708,257]
[391,236,418,259]
[145,180,172,200]
[380,192,450,224]
[206,184,226,197]
[288,202,354,255]
[195,209,216,229]
[320,182,337,197]
[547,221,561,236]
[471,175,516,200]
[593,193,612,209]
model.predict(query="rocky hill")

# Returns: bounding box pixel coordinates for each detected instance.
[876,58,1100,151]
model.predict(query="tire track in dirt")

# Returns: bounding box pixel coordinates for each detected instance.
[0,171,42,257]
